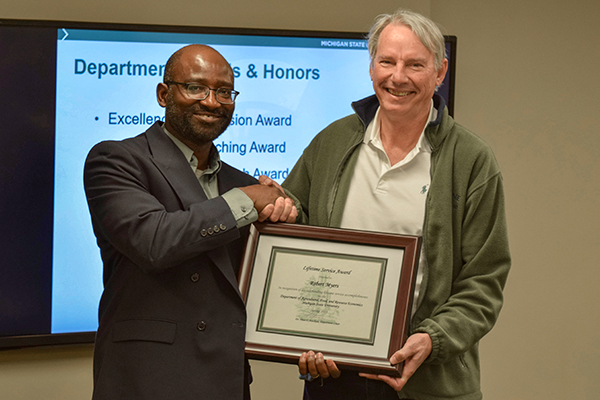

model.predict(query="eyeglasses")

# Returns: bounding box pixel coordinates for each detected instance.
[165,81,240,104]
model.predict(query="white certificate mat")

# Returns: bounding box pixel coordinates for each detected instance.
[239,223,421,376]
[257,246,388,344]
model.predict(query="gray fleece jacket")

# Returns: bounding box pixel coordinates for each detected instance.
[282,94,511,400]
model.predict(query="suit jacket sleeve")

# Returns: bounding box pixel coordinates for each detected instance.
[84,137,251,273]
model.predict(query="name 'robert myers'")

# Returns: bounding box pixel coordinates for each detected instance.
[230,114,292,127]
[309,281,340,289]
[302,266,353,275]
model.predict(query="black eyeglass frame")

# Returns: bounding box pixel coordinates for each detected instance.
[165,81,240,104]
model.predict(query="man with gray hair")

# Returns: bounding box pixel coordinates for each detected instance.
[281,8,511,400]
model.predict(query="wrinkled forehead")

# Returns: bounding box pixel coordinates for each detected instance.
[381,24,429,52]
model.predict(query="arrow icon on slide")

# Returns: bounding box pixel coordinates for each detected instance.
[60,29,69,41]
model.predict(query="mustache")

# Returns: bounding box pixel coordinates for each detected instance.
[189,104,231,118]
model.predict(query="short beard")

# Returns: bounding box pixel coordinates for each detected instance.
[165,95,233,146]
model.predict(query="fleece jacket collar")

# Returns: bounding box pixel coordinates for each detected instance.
[350,93,448,150]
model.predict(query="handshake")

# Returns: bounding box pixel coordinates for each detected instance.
[239,175,297,223]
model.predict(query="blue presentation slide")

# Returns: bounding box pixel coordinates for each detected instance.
[51,29,374,333]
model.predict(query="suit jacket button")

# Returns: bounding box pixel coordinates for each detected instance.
[197,321,206,331]
[213,225,220,233]
[201,229,207,237]
[207,227,214,235]
[190,273,200,282]
[220,224,227,231]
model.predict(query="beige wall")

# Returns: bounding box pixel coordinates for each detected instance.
[2,0,599,399]
[432,1,600,399]
[0,0,427,31]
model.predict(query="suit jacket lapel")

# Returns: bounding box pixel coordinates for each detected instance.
[144,123,241,295]
[145,123,207,209]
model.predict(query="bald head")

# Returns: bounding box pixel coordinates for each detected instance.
[163,44,233,84]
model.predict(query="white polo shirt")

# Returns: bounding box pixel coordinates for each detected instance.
[340,103,436,314]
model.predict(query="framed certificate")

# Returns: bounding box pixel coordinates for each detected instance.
[239,222,421,376]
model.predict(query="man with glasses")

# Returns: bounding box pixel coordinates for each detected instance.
[84,44,296,400]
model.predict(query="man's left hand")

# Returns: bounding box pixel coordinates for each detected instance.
[359,333,432,391]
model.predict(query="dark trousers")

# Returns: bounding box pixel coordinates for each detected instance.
[245,360,252,400]
[303,371,401,400]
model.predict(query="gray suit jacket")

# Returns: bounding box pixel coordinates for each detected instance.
[84,122,257,400]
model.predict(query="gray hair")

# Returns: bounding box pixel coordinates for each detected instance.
[367,9,446,70]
